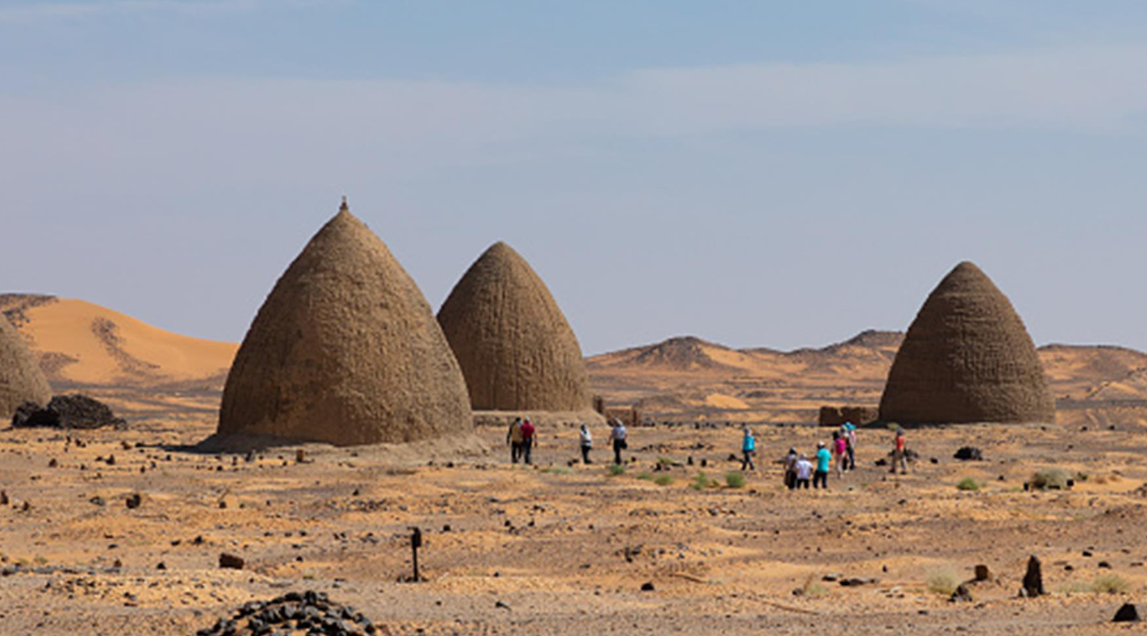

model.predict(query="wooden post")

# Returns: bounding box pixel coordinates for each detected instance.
[411,527,422,582]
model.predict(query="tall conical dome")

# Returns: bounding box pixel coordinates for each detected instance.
[879,261,1054,424]
[438,242,591,412]
[218,201,472,446]
[0,314,51,418]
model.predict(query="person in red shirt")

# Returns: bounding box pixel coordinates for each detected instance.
[520,418,536,465]
[891,427,908,475]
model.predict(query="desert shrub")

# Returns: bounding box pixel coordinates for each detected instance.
[636,472,654,481]
[607,464,626,477]
[956,477,980,491]
[926,568,959,596]
[654,474,674,486]
[1031,468,1071,490]
[804,582,829,597]
[1092,574,1130,594]
[690,472,719,491]
[656,456,675,468]
[725,472,746,488]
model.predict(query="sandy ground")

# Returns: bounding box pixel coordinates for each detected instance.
[2,414,1146,635]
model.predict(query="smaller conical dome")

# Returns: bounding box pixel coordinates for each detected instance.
[218,201,472,446]
[879,261,1055,424]
[0,315,51,418]
[438,242,591,412]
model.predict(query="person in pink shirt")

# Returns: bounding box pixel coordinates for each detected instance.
[832,430,848,477]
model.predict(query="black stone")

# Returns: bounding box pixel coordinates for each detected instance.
[1113,603,1140,623]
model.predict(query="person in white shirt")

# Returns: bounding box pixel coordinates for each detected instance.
[794,454,813,489]
[579,423,593,464]
[609,419,628,465]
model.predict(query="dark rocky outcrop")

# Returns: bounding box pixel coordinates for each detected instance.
[195,590,380,636]
[11,395,125,430]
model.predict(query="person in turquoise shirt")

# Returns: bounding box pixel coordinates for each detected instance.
[740,425,756,471]
[814,441,832,489]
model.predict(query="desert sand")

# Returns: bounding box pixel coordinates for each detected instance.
[2,296,1147,634]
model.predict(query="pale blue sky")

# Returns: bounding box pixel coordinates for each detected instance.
[2,1,1146,354]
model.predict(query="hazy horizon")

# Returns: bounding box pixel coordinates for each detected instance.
[3,1,1147,355]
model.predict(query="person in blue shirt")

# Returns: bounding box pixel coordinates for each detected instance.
[740,425,756,471]
[814,441,832,489]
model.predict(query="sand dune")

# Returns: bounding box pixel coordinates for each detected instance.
[0,294,236,387]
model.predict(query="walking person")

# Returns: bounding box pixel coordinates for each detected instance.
[740,425,756,471]
[506,417,524,464]
[609,418,628,465]
[579,423,593,464]
[832,431,847,477]
[783,447,799,490]
[814,441,831,489]
[794,453,813,489]
[843,422,857,471]
[520,418,536,465]
[890,427,908,475]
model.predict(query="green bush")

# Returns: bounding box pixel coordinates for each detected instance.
[725,472,746,488]
[607,464,627,477]
[690,472,718,491]
[956,477,980,491]
[654,474,674,486]
[636,472,654,481]
[1031,468,1071,490]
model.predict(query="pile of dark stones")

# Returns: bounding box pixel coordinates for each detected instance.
[11,394,125,429]
[195,591,380,636]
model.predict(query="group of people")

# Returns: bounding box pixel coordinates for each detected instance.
[507,417,630,465]
[508,416,910,481]
[779,422,858,489]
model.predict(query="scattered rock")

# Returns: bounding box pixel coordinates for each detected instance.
[640,581,655,592]
[1113,603,1141,623]
[125,493,142,509]
[219,553,245,570]
[954,447,983,461]
[950,584,973,603]
[1020,555,1045,598]
[839,577,878,587]
[974,564,991,581]
[89,496,105,506]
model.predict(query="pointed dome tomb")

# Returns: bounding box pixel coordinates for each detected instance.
[0,314,52,419]
[879,261,1054,425]
[217,200,472,446]
[438,242,592,413]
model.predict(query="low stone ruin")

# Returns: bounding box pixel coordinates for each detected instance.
[11,394,125,430]
[818,406,878,427]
